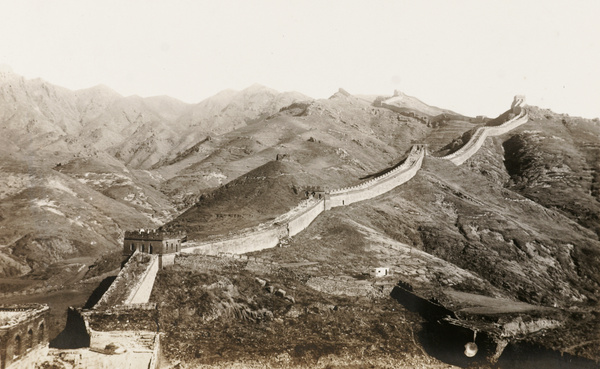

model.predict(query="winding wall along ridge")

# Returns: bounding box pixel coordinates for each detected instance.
[181,144,425,255]
[440,109,529,165]
[182,98,528,257]
[112,97,530,305]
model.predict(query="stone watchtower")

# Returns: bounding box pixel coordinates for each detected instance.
[0,304,49,369]
[123,229,186,256]
[511,95,526,115]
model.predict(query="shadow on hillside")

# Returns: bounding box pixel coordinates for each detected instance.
[418,321,496,368]
[495,343,599,369]
[82,276,116,309]
[390,285,599,368]
[50,307,90,349]
[49,276,116,349]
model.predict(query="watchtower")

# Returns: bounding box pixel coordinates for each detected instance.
[123,229,186,256]
[0,304,49,369]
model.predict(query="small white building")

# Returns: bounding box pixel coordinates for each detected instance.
[373,267,390,277]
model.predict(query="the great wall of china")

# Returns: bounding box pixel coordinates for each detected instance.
[179,143,427,256]
[77,96,529,367]
[441,98,528,165]
[98,96,528,307]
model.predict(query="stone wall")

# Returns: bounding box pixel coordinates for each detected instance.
[94,252,157,309]
[125,256,160,305]
[325,145,425,209]
[441,108,528,166]
[180,145,425,256]
[287,199,325,237]
[181,226,285,255]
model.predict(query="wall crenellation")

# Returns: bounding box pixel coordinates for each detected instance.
[124,229,186,241]
[180,144,426,255]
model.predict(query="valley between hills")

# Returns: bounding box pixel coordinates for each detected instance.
[1,68,599,368]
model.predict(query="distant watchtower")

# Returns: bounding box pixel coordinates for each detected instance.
[123,229,186,256]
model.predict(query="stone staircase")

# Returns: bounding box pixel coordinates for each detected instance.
[136,332,156,350]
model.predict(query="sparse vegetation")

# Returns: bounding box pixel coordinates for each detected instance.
[1,70,599,367]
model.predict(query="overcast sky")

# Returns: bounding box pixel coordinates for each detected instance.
[1,0,599,118]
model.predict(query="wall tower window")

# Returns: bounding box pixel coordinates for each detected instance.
[27,329,33,350]
[38,323,45,344]
[14,335,21,357]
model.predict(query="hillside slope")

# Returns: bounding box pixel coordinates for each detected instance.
[0,156,156,276]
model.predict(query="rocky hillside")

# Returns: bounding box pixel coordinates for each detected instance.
[2,68,600,365]
[160,96,600,364]
[0,70,311,278]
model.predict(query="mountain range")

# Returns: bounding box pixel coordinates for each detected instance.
[1,69,600,362]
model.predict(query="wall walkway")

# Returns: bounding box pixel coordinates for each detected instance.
[94,252,159,309]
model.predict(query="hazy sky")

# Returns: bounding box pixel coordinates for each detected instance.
[1,0,599,118]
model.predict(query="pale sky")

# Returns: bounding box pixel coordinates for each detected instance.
[1,0,599,118]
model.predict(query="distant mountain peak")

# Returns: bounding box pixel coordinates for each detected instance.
[241,83,277,94]
[0,64,22,83]
[329,88,353,99]
[75,84,122,98]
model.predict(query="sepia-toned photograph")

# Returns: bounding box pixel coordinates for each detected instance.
[0,1,599,368]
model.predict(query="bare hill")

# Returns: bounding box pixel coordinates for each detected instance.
[0,156,156,276]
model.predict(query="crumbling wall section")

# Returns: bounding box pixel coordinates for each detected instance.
[159,253,176,269]
[87,330,157,351]
[44,347,156,369]
[83,305,157,333]
[0,305,49,369]
[5,345,48,369]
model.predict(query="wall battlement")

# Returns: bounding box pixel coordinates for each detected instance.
[103,96,529,301]
[328,145,425,195]
[124,229,186,241]
[439,96,528,166]
[123,228,186,256]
